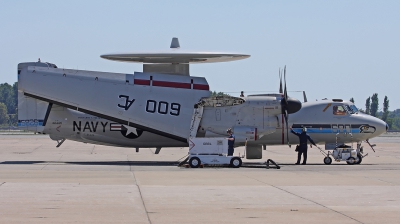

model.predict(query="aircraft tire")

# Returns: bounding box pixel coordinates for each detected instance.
[356,154,363,164]
[230,157,242,168]
[323,157,332,165]
[189,157,201,168]
[346,157,356,165]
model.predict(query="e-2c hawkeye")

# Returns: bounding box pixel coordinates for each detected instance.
[17,38,387,164]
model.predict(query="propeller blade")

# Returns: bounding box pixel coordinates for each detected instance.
[284,66,288,103]
[284,110,290,146]
[279,68,283,94]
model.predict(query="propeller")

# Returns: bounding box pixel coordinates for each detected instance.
[280,66,291,146]
[277,66,302,147]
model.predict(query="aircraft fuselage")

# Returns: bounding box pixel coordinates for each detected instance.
[38,99,387,149]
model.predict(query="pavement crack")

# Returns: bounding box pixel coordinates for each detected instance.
[377,178,395,184]
[240,174,364,224]
[131,172,152,224]
[40,162,50,170]
[128,157,152,224]
[31,145,42,153]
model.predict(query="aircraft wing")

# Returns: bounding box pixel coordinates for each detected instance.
[18,64,210,142]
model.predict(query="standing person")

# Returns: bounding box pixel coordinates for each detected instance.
[227,128,235,156]
[290,127,317,165]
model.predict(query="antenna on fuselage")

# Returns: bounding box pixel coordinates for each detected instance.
[170,37,180,48]
[303,91,308,103]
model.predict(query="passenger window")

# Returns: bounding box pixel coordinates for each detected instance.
[333,105,347,116]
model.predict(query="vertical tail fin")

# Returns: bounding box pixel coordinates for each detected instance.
[18,62,56,132]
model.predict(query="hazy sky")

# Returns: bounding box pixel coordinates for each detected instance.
[1,1,399,109]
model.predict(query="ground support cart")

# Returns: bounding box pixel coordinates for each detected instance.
[317,142,367,165]
[188,137,242,168]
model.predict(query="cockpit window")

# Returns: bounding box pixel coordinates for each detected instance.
[350,105,358,113]
[344,105,359,114]
[333,105,347,115]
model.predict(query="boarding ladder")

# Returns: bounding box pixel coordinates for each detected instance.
[188,104,204,138]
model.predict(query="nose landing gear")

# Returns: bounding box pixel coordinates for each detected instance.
[323,156,332,165]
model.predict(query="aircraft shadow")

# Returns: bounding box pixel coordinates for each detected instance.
[243,162,376,167]
[0,161,377,168]
[275,163,377,166]
[0,161,180,166]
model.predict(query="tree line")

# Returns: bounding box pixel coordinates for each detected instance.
[352,93,399,130]
[0,82,18,127]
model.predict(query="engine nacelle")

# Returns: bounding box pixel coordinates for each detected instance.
[233,126,257,143]
[198,95,301,139]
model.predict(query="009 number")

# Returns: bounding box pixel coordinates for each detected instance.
[146,100,181,116]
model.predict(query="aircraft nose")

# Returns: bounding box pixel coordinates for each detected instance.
[286,97,302,114]
[371,117,388,136]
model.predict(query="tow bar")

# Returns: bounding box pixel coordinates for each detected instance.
[266,159,280,169]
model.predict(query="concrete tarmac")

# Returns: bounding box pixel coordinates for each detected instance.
[0,134,399,223]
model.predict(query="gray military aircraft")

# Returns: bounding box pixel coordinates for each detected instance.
[17,38,387,163]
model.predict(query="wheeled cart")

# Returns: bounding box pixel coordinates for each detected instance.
[188,155,242,168]
[188,137,243,168]
[317,143,366,165]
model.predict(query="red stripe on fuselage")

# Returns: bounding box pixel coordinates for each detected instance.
[134,79,151,85]
[193,84,209,90]
[134,79,209,90]
[153,80,191,89]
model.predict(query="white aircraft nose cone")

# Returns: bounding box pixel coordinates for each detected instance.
[370,117,387,137]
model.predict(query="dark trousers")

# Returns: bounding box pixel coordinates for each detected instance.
[228,147,234,156]
[297,150,308,164]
